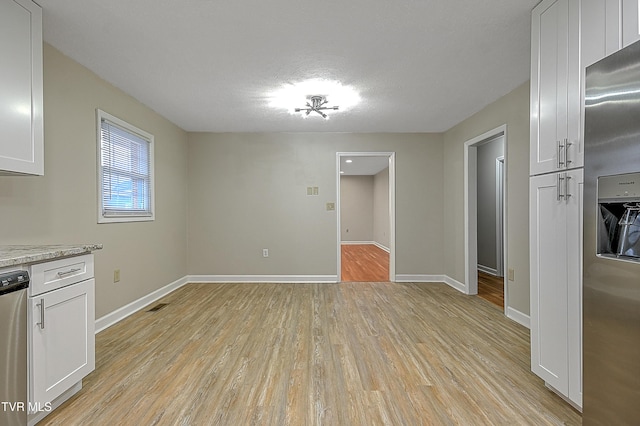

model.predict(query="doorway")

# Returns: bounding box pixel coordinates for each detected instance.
[464,126,508,313]
[336,152,396,282]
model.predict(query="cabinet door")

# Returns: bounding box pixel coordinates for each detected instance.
[530,173,569,394]
[622,0,640,47]
[566,169,583,407]
[29,279,95,409]
[0,0,43,175]
[531,0,570,175]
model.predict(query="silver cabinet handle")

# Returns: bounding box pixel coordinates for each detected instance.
[57,268,81,277]
[37,298,45,329]
[557,140,564,168]
[557,173,565,201]
[565,139,572,167]
[565,174,572,200]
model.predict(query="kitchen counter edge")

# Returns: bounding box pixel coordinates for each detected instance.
[0,244,103,269]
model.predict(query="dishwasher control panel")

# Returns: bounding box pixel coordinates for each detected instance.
[0,270,30,294]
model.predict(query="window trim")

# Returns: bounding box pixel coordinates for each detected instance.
[96,109,155,224]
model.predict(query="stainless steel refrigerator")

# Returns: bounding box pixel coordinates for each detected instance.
[584,39,640,424]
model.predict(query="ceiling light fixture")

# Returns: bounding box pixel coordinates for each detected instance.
[295,96,338,119]
[268,79,360,119]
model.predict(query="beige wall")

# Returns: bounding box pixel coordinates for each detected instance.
[443,82,530,314]
[340,175,374,242]
[373,167,390,248]
[187,133,444,277]
[0,44,530,319]
[0,44,189,318]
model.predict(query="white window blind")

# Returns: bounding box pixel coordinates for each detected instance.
[97,110,154,223]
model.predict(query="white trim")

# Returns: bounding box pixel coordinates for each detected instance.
[373,241,390,253]
[341,240,375,245]
[96,109,156,224]
[464,125,507,297]
[95,276,188,333]
[395,274,467,294]
[496,156,505,278]
[444,276,467,293]
[336,152,396,282]
[506,306,531,329]
[187,275,338,283]
[341,241,390,252]
[395,274,447,283]
[477,264,498,276]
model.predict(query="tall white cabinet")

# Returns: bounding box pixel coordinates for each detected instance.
[530,169,583,403]
[529,0,639,410]
[0,0,43,176]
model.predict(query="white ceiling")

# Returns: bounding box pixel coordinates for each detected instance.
[37,0,538,133]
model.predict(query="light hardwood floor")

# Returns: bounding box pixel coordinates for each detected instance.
[40,282,580,425]
[341,244,390,282]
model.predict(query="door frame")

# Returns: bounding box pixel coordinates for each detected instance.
[496,156,505,278]
[464,125,508,313]
[336,152,396,282]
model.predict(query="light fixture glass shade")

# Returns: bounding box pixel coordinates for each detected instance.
[268,79,360,114]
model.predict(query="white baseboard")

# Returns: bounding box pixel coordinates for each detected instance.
[395,274,446,283]
[341,241,390,253]
[187,275,338,283]
[95,276,189,333]
[444,276,467,293]
[395,274,467,294]
[477,264,498,276]
[506,306,530,329]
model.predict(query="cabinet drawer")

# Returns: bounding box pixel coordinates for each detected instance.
[30,254,94,296]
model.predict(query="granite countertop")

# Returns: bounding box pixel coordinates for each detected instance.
[0,244,103,269]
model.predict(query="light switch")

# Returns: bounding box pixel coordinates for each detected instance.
[508,268,515,281]
[313,187,319,195]
[306,187,313,196]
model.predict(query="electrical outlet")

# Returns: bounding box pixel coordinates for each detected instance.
[262,248,269,258]
[114,269,121,283]
[508,268,515,281]
[326,202,335,211]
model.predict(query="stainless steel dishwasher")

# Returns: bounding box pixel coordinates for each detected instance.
[0,270,29,426]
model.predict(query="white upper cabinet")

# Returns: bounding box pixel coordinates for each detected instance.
[0,0,43,176]
[622,0,640,47]
[530,0,582,176]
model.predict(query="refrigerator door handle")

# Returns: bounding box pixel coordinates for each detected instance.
[565,173,572,200]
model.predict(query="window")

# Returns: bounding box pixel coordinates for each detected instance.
[97,110,154,223]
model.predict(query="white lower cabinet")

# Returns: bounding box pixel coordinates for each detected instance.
[530,169,583,408]
[27,255,95,422]
[29,279,95,408]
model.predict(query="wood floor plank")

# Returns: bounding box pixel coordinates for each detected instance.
[478,271,505,309]
[39,282,580,425]
[341,244,390,282]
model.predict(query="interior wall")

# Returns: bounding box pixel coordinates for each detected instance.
[0,44,189,318]
[187,133,444,277]
[477,137,504,272]
[443,82,530,315]
[373,167,390,249]
[340,175,374,242]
